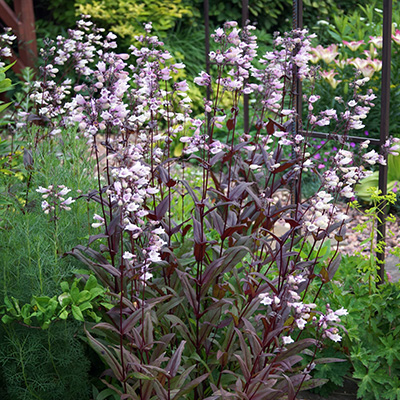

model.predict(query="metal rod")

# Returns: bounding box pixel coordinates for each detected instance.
[377,0,392,283]
[204,0,210,102]
[292,0,303,205]
[308,131,380,145]
[242,0,249,133]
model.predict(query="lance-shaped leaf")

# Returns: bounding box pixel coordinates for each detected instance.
[327,253,342,281]
[229,182,253,201]
[176,270,197,313]
[147,196,170,221]
[84,326,124,381]
[200,256,226,297]
[275,338,318,363]
[192,216,207,262]
[165,340,186,378]
[173,373,210,399]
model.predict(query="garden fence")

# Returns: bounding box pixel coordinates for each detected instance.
[204,0,392,279]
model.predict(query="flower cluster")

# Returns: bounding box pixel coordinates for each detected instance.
[318,305,348,342]
[36,185,75,215]
[259,273,348,344]
[0,28,16,67]
[93,144,167,281]
[311,37,385,83]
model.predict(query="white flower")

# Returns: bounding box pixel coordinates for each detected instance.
[125,222,140,232]
[37,186,50,194]
[335,307,348,316]
[152,227,165,235]
[123,251,134,260]
[61,197,75,206]
[146,187,159,195]
[282,336,294,345]
[142,271,153,281]
[148,250,161,263]
[306,223,318,232]
[273,295,281,305]
[326,329,342,342]
[259,293,273,305]
[296,318,307,330]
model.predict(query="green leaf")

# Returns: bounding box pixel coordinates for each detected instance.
[77,290,91,303]
[71,304,84,321]
[59,310,69,320]
[78,301,93,312]
[1,314,14,324]
[0,102,12,112]
[58,293,71,307]
[84,275,98,291]
[33,296,51,312]
[70,285,80,303]
[130,371,154,381]
[89,287,105,300]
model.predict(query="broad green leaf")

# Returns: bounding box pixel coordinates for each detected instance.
[59,310,69,320]
[71,304,84,321]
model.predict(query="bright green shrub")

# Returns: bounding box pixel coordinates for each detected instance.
[76,0,195,44]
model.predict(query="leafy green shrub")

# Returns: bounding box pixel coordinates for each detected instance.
[76,0,195,44]
[355,153,400,202]
[306,190,400,399]
[314,255,400,400]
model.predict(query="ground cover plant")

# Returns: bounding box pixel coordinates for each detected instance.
[1,14,400,400]
[305,190,400,399]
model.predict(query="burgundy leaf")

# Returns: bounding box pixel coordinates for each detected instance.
[210,150,225,166]
[165,340,186,378]
[155,196,170,220]
[200,257,226,296]
[283,374,296,400]
[271,161,296,174]
[176,270,198,313]
[166,179,176,188]
[328,253,342,281]
[107,212,121,236]
[221,224,247,240]
[173,373,210,399]
[266,119,275,135]
[84,326,124,381]
[229,182,253,201]
[88,233,109,245]
[192,217,206,244]
[226,118,235,130]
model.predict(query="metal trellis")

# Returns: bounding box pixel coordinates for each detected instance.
[203,0,392,277]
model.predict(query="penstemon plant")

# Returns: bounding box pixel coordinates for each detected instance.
[3,15,400,400]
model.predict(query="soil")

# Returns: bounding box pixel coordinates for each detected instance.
[298,378,358,400]
[336,202,400,281]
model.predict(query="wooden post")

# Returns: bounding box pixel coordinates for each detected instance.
[0,0,37,73]
[13,0,37,62]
